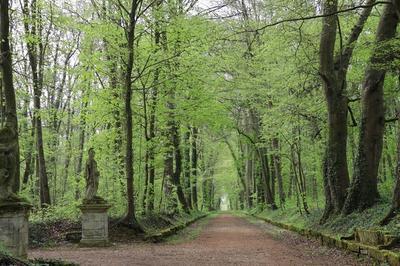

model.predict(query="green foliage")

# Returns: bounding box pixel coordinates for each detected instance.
[255,200,400,237]
[0,242,10,256]
[5,0,400,231]
[29,204,80,223]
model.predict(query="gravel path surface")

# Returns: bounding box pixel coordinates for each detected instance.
[30,213,369,265]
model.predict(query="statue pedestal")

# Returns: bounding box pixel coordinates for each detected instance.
[79,203,111,247]
[0,201,31,258]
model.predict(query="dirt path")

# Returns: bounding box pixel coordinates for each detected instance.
[30,214,368,265]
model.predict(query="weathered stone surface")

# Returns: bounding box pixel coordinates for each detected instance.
[253,214,400,266]
[79,203,111,247]
[0,202,31,258]
[385,251,400,265]
[355,229,385,246]
[83,148,100,202]
[0,123,19,201]
[342,228,399,250]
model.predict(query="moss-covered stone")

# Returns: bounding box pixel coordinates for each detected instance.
[79,203,111,247]
[252,213,400,266]
[356,229,385,246]
[0,201,31,258]
[385,251,400,265]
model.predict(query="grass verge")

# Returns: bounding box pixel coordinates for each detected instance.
[165,212,218,244]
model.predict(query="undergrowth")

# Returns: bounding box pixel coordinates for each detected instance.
[252,197,400,237]
[29,209,207,247]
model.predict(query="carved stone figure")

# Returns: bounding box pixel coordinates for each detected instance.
[84,148,102,203]
[0,124,19,201]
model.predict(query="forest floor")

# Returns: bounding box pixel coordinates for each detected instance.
[29,212,371,266]
[253,201,400,238]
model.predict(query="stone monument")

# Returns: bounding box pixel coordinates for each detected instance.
[0,123,31,258]
[79,148,111,246]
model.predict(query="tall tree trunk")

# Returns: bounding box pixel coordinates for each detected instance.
[319,0,374,221]
[172,125,189,212]
[147,87,157,211]
[163,108,189,212]
[248,109,276,209]
[111,74,125,198]
[61,104,73,199]
[288,168,294,199]
[163,2,190,213]
[21,71,33,185]
[258,146,277,209]
[23,0,51,206]
[163,140,177,212]
[296,142,310,214]
[272,138,285,206]
[142,149,149,212]
[386,148,395,179]
[343,0,400,214]
[225,138,247,204]
[256,163,264,205]
[36,115,50,206]
[75,99,88,200]
[381,111,400,225]
[0,0,20,195]
[122,0,143,232]
[245,143,253,208]
[270,153,275,203]
[183,129,193,209]
[191,127,199,210]
[141,82,150,212]
[146,0,161,212]
[22,116,35,184]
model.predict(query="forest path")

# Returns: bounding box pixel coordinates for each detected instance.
[30,213,368,265]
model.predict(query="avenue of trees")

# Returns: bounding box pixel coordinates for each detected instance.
[0,0,400,228]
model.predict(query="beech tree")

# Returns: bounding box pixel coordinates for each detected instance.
[22,0,51,207]
[119,0,145,231]
[319,0,375,221]
[2,0,400,234]
[0,0,19,194]
[343,0,400,214]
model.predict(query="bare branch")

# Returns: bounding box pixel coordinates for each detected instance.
[251,1,391,33]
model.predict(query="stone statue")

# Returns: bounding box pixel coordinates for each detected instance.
[84,148,103,203]
[0,123,19,201]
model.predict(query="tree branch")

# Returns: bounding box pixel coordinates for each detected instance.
[250,1,391,33]
[385,117,399,123]
[348,105,358,127]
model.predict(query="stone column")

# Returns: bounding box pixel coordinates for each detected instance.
[79,203,111,247]
[0,202,31,258]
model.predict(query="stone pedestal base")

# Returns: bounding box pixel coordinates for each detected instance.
[79,203,111,247]
[0,202,31,258]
